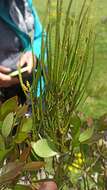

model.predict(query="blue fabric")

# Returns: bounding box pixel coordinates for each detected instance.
[27,0,43,58]
[27,0,45,97]
[0,0,44,97]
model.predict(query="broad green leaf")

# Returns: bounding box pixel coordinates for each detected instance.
[0,150,9,162]
[0,148,12,162]
[21,118,32,133]
[2,112,14,138]
[71,115,81,128]
[79,127,94,143]
[14,132,28,144]
[23,161,45,171]
[0,96,17,119]
[31,139,58,158]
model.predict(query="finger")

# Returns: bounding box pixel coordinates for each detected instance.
[17,52,36,74]
[0,66,11,73]
[17,54,32,74]
[0,78,19,87]
[17,55,26,67]
[27,53,37,73]
[0,73,19,87]
[0,72,11,81]
[27,55,33,74]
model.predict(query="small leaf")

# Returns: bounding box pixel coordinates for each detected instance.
[0,96,17,119]
[31,139,58,158]
[21,118,32,133]
[14,132,28,144]
[79,127,94,143]
[23,161,45,171]
[2,112,14,138]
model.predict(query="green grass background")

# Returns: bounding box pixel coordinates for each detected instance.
[34,0,107,118]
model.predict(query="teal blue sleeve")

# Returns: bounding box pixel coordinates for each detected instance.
[27,0,45,97]
[32,7,43,59]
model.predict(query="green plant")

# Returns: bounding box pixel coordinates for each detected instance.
[0,0,107,190]
[28,0,104,189]
[0,97,45,190]
[29,0,107,189]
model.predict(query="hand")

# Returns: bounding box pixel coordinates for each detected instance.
[0,66,19,88]
[18,51,36,74]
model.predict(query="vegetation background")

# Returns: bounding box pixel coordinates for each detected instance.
[0,1,106,189]
[34,0,107,118]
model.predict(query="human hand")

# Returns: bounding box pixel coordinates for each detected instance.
[18,51,36,74]
[0,66,19,87]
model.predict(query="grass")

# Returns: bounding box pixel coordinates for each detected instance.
[34,0,107,118]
